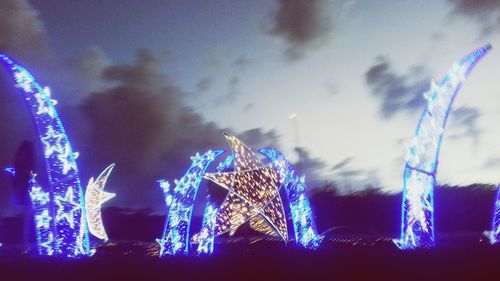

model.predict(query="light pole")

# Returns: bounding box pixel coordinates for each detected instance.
[289,113,302,171]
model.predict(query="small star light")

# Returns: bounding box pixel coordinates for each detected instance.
[57,143,77,174]
[35,209,52,229]
[54,187,81,228]
[40,232,55,256]
[41,125,64,157]
[34,87,57,117]
[29,186,50,205]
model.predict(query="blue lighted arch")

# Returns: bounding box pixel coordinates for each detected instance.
[158,147,320,256]
[157,150,224,256]
[396,45,491,249]
[0,54,91,257]
[489,184,500,244]
[259,148,320,249]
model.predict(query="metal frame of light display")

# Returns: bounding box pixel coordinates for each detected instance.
[157,133,320,256]
[487,184,500,244]
[395,45,492,250]
[0,53,115,257]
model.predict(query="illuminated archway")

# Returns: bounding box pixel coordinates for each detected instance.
[157,133,320,256]
[395,45,492,249]
[0,54,115,256]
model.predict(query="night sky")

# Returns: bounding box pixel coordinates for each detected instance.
[0,0,499,214]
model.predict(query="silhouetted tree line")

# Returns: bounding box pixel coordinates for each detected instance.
[0,184,497,242]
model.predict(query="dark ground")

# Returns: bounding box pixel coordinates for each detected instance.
[0,239,498,281]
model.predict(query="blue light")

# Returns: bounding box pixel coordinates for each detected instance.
[396,45,491,250]
[4,167,15,176]
[0,53,91,257]
[158,150,223,256]
[489,184,500,244]
[259,148,320,249]
[197,198,217,255]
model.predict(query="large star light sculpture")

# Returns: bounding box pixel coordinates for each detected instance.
[203,133,288,241]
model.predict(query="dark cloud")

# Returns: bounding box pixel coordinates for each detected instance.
[331,157,354,171]
[484,156,500,168]
[448,0,500,34]
[448,106,482,144]
[294,147,329,187]
[267,0,333,60]
[213,76,240,106]
[365,56,431,119]
[65,50,282,211]
[196,77,211,92]
[0,0,50,65]
[330,157,381,194]
[232,55,251,71]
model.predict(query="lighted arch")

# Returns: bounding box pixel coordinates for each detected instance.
[0,53,91,256]
[396,45,492,249]
[488,184,499,244]
[158,134,320,256]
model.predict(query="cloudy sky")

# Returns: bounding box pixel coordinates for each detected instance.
[0,0,499,212]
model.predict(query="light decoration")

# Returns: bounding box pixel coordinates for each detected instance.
[157,179,174,208]
[259,148,320,249]
[395,45,492,250]
[157,150,223,256]
[29,174,55,256]
[487,184,500,244]
[196,198,218,255]
[0,53,91,257]
[85,164,116,241]
[204,133,288,241]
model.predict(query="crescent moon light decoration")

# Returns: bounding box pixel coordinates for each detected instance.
[85,163,116,241]
[395,45,492,250]
[488,184,500,244]
[259,148,320,249]
[0,53,90,257]
[157,150,224,256]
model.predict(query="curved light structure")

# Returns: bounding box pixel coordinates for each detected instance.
[259,148,320,249]
[396,45,492,249]
[85,163,116,241]
[0,53,91,257]
[159,133,320,256]
[488,184,500,244]
[157,150,223,256]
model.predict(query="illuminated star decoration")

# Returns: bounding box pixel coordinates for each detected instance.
[0,53,91,257]
[396,45,492,250]
[85,164,116,241]
[28,173,56,256]
[54,187,81,229]
[204,133,288,241]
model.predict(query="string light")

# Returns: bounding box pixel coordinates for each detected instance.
[196,199,217,255]
[488,184,500,244]
[29,174,55,256]
[0,53,91,257]
[158,150,223,256]
[85,164,116,241]
[396,45,491,250]
[260,148,320,249]
[204,133,288,241]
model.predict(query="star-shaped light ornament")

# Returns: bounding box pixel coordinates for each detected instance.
[54,187,81,228]
[85,164,116,241]
[203,133,288,241]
